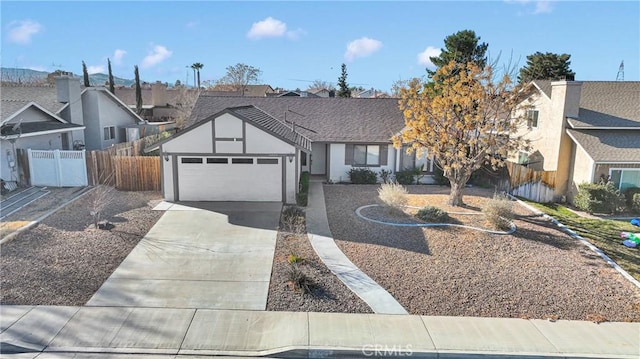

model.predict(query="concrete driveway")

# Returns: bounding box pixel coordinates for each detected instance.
[86,201,281,310]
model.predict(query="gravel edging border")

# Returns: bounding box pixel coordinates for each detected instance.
[355,204,517,235]
[0,187,94,245]
[510,194,640,290]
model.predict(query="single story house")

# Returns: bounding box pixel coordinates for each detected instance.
[518,80,640,199]
[152,96,434,203]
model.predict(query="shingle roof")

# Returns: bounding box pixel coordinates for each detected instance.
[571,81,640,128]
[1,85,63,121]
[567,129,640,162]
[531,80,552,98]
[226,106,311,150]
[191,96,405,142]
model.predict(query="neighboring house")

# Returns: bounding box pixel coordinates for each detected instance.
[308,88,334,98]
[518,80,640,200]
[266,90,321,98]
[209,84,275,97]
[1,75,150,184]
[151,96,434,203]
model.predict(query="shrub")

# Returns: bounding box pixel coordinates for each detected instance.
[348,168,378,184]
[482,193,514,230]
[574,182,625,214]
[297,171,310,206]
[282,206,305,233]
[296,192,308,207]
[377,182,408,210]
[395,170,415,185]
[633,193,640,214]
[415,206,449,223]
[379,169,393,184]
[623,187,640,212]
[287,253,304,264]
[286,265,314,294]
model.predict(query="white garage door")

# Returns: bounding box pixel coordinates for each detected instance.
[177,156,282,201]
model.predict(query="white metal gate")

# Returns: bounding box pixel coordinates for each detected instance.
[28,149,88,187]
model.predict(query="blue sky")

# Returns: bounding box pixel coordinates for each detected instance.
[2,1,638,91]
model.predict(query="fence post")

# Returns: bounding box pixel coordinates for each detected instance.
[54,149,62,187]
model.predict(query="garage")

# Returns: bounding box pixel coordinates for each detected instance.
[177,156,282,202]
[155,106,311,203]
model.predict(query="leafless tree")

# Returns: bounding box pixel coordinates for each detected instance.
[88,180,115,229]
[174,86,201,129]
[216,63,262,96]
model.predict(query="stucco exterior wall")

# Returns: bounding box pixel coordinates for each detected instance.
[285,157,296,203]
[162,155,174,201]
[567,143,595,200]
[215,113,243,138]
[328,143,395,183]
[245,124,293,154]
[162,121,213,153]
[82,89,140,151]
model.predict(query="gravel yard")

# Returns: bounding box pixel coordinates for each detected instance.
[1,190,163,306]
[267,223,372,313]
[324,184,640,322]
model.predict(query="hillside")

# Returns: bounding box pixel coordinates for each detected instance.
[1,67,135,87]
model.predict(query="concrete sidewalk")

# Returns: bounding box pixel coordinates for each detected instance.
[306,181,407,315]
[1,305,639,358]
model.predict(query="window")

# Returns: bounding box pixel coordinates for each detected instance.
[611,169,640,191]
[103,126,116,141]
[232,158,253,164]
[301,152,307,166]
[354,145,380,166]
[527,110,539,128]
[181,157,203,164]
[518,151,529,165]
[207,158,228,164]
[257,158,278,165]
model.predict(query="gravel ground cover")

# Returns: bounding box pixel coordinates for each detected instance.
[1,190,163,305]
[266,211,372,313]
[324,184,640,322]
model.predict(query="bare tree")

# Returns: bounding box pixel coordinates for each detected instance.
[88,182,115,229]
[216,63,262,96]
[308,79,334,91]
[174,86,201,129]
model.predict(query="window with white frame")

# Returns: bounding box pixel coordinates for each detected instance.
[354,145,380,166]
[610,169,640,191]
[103,126,116,141]
[527,110,539,128]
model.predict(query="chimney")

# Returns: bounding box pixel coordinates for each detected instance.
[56,75,84,126]
[551,80,582,119]
[329,90,335,98]
[151,81,168,107]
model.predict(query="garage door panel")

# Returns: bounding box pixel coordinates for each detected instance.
[178,157,282,202]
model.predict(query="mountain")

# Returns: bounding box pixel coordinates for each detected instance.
[1,67,135,87]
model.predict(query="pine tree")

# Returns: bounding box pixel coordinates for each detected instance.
[134,65,142,115]
[518,52,575,83]
[107,59,115,94]
[82,61,90,87]
[337,63,351,98]
[427,30,488,78]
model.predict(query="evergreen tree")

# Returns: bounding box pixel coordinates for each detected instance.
[427,30,488,77]
[107,58,115,94]
[134,65,142,115]
[337,63,351,98]
[82,61,90,87]
[518,52,575,83]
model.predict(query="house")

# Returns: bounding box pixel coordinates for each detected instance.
[266,90,321,98]
[152,96,434,203]
[518,80,640,199]
[1,75,150,186]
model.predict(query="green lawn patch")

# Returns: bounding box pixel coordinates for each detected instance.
[524,200,640,282]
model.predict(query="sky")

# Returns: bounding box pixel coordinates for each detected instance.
[2,1,639,91]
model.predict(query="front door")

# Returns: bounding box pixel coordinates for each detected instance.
[310,143,326,175]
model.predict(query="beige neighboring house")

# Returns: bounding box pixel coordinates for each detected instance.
[518,80,640,200]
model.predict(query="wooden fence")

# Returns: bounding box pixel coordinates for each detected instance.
[86,133,165,191]
[500,162,557,203]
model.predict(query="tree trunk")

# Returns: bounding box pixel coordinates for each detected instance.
[448,180,465,206]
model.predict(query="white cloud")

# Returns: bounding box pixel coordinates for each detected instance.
[87,65,106,74]
[141,45,173,68]
[344,37,383,62]
[286,28,306,40]
[533,1,553,14]
[247,17,287,39]
[7,20,43,45]
[417,46,441,68]
[185,21,199,29]
[113,49,126,65]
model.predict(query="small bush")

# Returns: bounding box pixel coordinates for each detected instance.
[415,206,449,223]
[395,170,415,185]
[296,171,310,206]
[482,193,514,230]
[287,253,304,264]
[379,169,393,184]
[282,206,305,233]
[623,187,640,212]
[633,193,640,213]
[296,192,308,207]
[377,182,408,210]
[574,182,625,214]
[348,168,378,184]
[286,265,314,294]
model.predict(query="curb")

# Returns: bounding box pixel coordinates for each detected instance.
[509,194,640,290]
[0,187,95,245]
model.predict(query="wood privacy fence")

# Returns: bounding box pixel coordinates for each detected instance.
[500,162,557,203]
[86,133,165,191]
